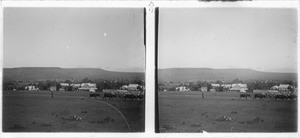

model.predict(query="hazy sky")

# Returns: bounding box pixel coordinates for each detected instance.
[158,8,297,73]
[4,8,145,72]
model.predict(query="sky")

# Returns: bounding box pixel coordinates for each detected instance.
[4,8,145,72]
[158,8,298,73]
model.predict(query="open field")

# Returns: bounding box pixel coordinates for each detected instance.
[3,90,144,132]
[158,91,297,132]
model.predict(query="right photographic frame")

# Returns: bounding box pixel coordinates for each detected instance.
[157,7,298,133]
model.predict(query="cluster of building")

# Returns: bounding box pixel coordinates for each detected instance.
[270,84,293,92]
[22,82,295,93]
[102,84,143,94]
[175,86,191,92]
[24,83,143,93]
[50,83,97,92]
[120,84,143,91]
[24,83,98,92]
[205,83,248,92]
[25,85,39,91]
[175,83,295,93]
[175,83,248,92]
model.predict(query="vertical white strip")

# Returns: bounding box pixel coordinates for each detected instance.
[145,2,155,134]
[297,6,300,134]
[0,4,3,133]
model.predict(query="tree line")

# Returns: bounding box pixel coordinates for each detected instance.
[158,78,297,92]
[3,77,144,92]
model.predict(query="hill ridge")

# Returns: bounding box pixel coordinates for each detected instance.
[3,67,145,82]
[158,68,297,82]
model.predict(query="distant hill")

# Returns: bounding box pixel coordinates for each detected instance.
[158,68,297,82]
[3,67,144,82]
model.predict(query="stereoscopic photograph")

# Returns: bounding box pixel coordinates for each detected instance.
[3,8,145,132]
[157,8,297,132]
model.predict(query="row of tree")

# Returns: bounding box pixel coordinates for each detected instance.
[158,81,213,91]
[158,79,297,92]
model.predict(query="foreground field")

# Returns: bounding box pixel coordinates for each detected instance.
[3,91,144,132]
[158,91,297,132]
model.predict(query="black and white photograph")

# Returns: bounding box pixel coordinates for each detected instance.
[1,0,299,137]
[157,8,298,132]
[2,8,145,132]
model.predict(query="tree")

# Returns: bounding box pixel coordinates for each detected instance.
[65,79,72,84]
[215,80,223,85]
[66,85,73,91]
[56,82,62,90]
[217,86,224,92]
[232,78,243,83]
[207,84,212,92]
[81,77,93,83]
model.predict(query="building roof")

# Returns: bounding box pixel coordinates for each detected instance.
[232,83,247,88]
[201,87,207,91]
[25,85,37,89]
[222,84,232,88]
[81,83,97,88]
[271,85,279,89]
[71,84,81,87]
[60,83,69,86]
[121,85,128,88]
[81,83,96,86]
[279,84,289,89]
[128,84,139,88]
[211,84,220,87]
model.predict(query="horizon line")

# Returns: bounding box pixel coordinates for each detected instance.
[3,67,145,73]
[157,67,297,74]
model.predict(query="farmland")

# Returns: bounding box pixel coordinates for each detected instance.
[158,91,297,132]
[3,90,144,132]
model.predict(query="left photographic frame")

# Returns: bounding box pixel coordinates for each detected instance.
[2,7,146,132]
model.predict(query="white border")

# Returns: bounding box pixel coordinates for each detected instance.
[0,0,299,138]
[155,1,299,8]
[2,1,299,8]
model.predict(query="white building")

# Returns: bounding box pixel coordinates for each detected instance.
[270,85,279,90]
[211,84,220,88]
[120,85,128,90]
[60,83,69,87]
[127,84,139,91]
[222,84,232,89]
[25,85,39,91]
[278,84,290,92]
[201,87,208,92]
[79,83,97,92]
[176,86,190,92]
[229,83,248,92]
[71,83,81,88]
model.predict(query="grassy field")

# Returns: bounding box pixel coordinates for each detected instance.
[3,90,144,132]
[158,91,297,132]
